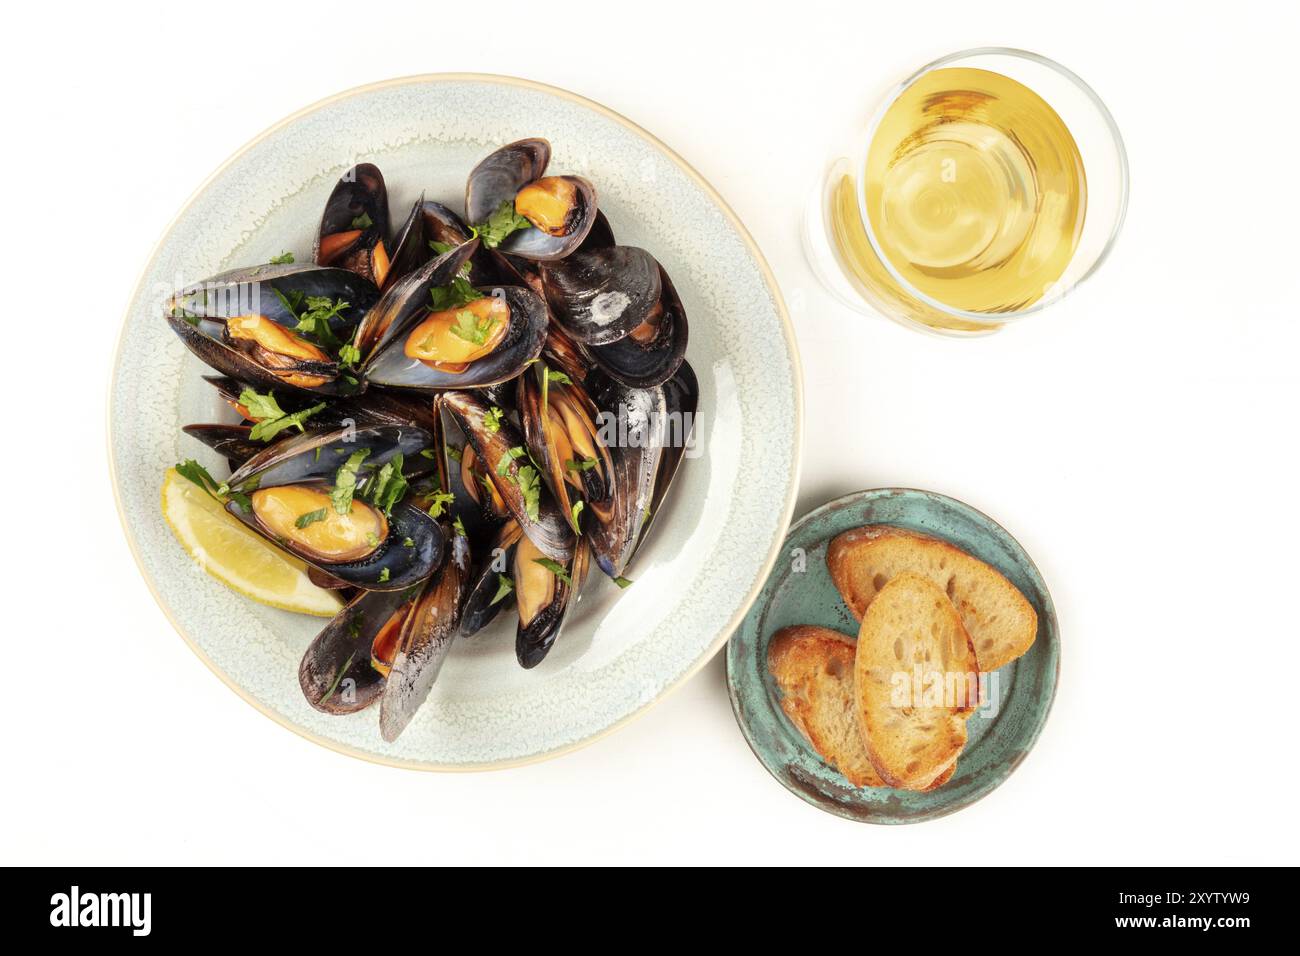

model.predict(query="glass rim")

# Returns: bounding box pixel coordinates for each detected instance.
[852,46,1130,325]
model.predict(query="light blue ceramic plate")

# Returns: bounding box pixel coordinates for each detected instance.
[727,489,1058,823]
[110,75,802,770]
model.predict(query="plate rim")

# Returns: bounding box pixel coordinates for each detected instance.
[107,72,805,772]
[726,487,1060,822]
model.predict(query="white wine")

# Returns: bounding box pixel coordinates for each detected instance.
[829,67,1087,332]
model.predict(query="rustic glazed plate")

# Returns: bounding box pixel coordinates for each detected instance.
[727,488,1058,823]
[110,75,801,769]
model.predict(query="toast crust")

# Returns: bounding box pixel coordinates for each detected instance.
[854,573,975,790]
[768,626,884,787]
[829,525,1037,672]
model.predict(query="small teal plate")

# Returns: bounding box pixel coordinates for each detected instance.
[726,488,1059,824]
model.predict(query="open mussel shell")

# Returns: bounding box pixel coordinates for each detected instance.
[466,139,597,261]
[202,374,439,434]
[181,423,263,470]
[517,366,614,534]
[224,425,445,591]
[314,163,392,286]
[633,361,697,553]
[516,539,589,669]
[582,265,688,388]
[459,520,522,638]
[379,531,471,741]
[166,264,376,397]
[540,246,662,345]
[384,195,429,289]
[575,209,616,254]
[585,379,667,580]
[299,588,414,715]
[363,282,548,391]
[351,240,478,358]
[442,390,575,564]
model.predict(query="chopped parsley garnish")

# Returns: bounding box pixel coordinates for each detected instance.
[364,453,408,515]
[402,537,415,548]
[377,567,391,583]
[425,490,455,518]
[175,459,251,513]
[490,574,514,605]
[269,251,295,265]
[330,448,372,514]
[546,369,573,386]
[477,199,532,248]
[351,212,374,230]
[239,388,326,442]
[320,651,356,703]
[295,508,327,529]
[453,516,467,538]
[496,446,527,477]
[566,457,598,472]
[449,309,498,346]
[428,240,455,255]
[570,500,584,532]
[445,443,463,463]
[366,531,380,547]
[612,576,634,589]
[483,406,504,434]
[517,464,541,521]
[533,557,572,586]
[337,343,361,368]
[272,288,348,350]
[429,275,483,311]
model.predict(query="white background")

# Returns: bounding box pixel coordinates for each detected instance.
[4,0,1296,865]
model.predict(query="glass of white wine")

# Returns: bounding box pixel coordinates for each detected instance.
[803,48,1128,336]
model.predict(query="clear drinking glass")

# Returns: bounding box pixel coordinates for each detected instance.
[802,48,1129,336]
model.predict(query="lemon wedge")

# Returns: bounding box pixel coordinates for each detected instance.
[160,467,344,617]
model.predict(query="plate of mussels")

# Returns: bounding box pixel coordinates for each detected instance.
[109,75,801,768]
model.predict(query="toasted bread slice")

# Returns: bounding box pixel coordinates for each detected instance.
[828,525,1037,671]
[768,626,884,787]
[854,574,976,790]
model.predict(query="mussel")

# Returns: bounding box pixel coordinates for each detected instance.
[441,390,575,563]
[459,518,589,668]
[378,525,471,741]
[362,247,549,390]
[223,425,444,590]
[516,363,614,533]
[465,139,597,261]
[540,247,687,388]
[315,163,391,287]
[300,587,417,714]
[584,378,667,580]
[166,263,377,396]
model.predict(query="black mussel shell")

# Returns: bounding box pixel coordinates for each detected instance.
[575,209,616,254]
[363,284,547,391]
[582,264,688,388]
[385,195,430,289]
[466,139,597,260]
[300,588,413,715]
[540,247,661,345]
[315,163,391,285]
[459,520,522,638]
[633,361,698,553]
[516,541,590,669]
[584,379,667,579]
[182,423,262,470]
[379,531,471,742]
[516,367,613,534]
[442,390,575,563]
[351,240,479,358]
[166,264,377,397]
[223,425,445,591]
[466,138,551,225]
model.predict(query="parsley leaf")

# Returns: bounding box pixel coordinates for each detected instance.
[517,464,541,521]
[296,508,327,529]
[533,557,572,586]
[351,212,374,230]
[425,490,455,518]
[483,407,504,434]
[269,251,295,265]
[365,453,408,515]
[330,448,372,515]
[477,199,532,248]
[490,574,514,606]
[612,576,634,589]
[429,275,483,311]
[449,309,498,346]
